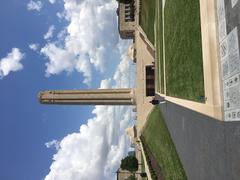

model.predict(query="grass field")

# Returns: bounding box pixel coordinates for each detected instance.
[140,0,205,102]
[164,0,204,101]
[139,0,155,44]
[142,106,187,180]
[155,0,164,93]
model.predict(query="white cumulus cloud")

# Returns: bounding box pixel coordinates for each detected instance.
[56,12,65,19]
[41,0,120,85]
[27,0,43,11]
[49,0,56,4]
[40,42,93,85]
[45,140,60,151]
[41,43,75,76]
[0,48,24,78]
[41,1,136,178]
[45,48,135,180]
[29,43,39,51]
[44,25,55,40]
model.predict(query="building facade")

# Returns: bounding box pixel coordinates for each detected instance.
[117,0,136,39]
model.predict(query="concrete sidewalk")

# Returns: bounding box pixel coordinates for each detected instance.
[159,100,240,180]
[135,28,154,135]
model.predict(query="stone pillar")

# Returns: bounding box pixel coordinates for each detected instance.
[38,88,135,105]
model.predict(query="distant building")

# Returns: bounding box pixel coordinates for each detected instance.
[116,168,134,180]
[125,125,137,144]
[117,0,136,39]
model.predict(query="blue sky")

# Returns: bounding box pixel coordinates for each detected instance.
[0,0,135,180]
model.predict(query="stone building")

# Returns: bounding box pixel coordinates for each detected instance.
[117,0,136,39]
[116,168,134,180]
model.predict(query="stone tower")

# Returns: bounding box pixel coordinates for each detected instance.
[38,88,135,105]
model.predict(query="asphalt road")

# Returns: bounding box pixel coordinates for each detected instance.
[156,98,240,180]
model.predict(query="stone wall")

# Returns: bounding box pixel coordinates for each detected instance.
[218,0,240,121]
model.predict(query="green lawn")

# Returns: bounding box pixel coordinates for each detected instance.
[142,106,187,180]
[140,0,205,101]
[139,0,155,44]
[155,0,164,93]
[164,0,204,101]
[139,0,163,93]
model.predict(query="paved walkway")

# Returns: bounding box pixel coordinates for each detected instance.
[135,28,154,135]
[159,100,240,180]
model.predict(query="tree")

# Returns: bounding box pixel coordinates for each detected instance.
[120,156,138,172]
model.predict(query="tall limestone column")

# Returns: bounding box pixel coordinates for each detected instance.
[38,88,136,105]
